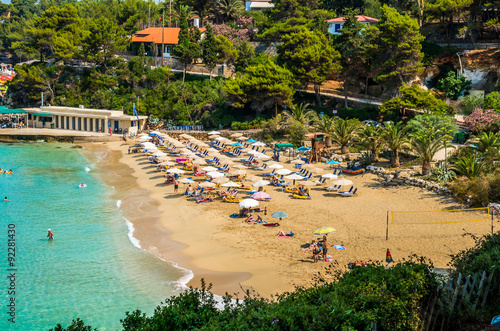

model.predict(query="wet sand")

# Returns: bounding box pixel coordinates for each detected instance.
[84,141,495,298]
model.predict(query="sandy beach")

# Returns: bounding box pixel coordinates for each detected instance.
[83,140,495,298]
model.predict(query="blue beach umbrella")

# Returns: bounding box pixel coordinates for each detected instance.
[325,160,341,165]
[271,211,289,220]
[245,139,258,143]
[231,142,244,146]
[296,146,311,152]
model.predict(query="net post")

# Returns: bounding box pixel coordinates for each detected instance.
[386,211,389,241]
[491,207,494,235]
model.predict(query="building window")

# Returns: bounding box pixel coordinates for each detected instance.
[335,24,341,32]
[131,121,135,127]
[28,114,32,120]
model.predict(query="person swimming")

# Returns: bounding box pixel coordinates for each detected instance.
[3,197,8,202]
[79,183,87,188]
[47,229,54,240]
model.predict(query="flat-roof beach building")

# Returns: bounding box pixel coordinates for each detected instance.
[24,106,148,135]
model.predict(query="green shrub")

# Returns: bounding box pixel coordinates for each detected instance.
[231,121,241,130]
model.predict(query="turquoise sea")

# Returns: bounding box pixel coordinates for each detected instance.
[0,142,185,330]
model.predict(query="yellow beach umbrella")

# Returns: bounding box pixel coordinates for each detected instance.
[313,227,336,235]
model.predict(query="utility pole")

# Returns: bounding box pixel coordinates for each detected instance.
[148,4,151,28]
[162,9,165,66]
[169,0,172,27]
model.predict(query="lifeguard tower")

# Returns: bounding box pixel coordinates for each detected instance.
[306,132,326,163]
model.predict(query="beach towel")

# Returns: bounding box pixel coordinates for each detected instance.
[333,245,346,250]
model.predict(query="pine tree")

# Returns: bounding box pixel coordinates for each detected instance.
[201,24,218,80]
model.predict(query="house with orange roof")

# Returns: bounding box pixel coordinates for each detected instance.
[325,15,379,35]
[131,27,206,57]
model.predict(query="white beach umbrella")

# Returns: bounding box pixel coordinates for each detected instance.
[252,180,271,187]
[268,164,284,169]
[229,169,246,176]
[239,198,259,208]
[291,159,305,164]
[208,131,221,135]
[202,166,219,172]
[152,151,167,157]
[151,130,161,135]
[206,148,219,152]
[198,181,215,188]
[139,136,152,142]
[322,173,339,179]
[237,136,248,141]
[179,178,195,184]
[334,178,353,186]
[308,167,324,174]
[191,158,206,165]
[207,171,224,178]
[252,142,266,146]
[167,168,185,174]
[215,137,227,141]
[230,132,243,137]
[298,180,316,186]
[276,169,293,175]
[255,153,271,160]
[232,164,247,169]
[212,177,229,184]
[285,174,305,180]
[222,181,240,187]
[302,164,316,169]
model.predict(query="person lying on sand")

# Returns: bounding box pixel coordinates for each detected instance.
[301,240,317,252]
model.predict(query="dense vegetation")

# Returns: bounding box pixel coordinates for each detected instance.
[52,258,440,330]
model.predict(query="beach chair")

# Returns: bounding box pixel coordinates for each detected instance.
[338,186,353,195]
[313,178,326,185]
[304,173,312,180]
[262,169,276,177]
[240,155,254,163]
[342,188,357,196]
[325,185,340,191]
[253,163,267,171]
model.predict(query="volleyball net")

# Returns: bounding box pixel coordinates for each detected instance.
[390,207,490,225]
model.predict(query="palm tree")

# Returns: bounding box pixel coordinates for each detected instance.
[475,132,500,161]
[314,114,336,132]
[216,0,244,22]
[280,103,318,128]
[381,122,411,168]
[451,153,484,178]
[326,118,360,154]
[410,132,445,175]
[358,125,382,162]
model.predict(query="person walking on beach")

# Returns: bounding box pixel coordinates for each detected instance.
[47,229,54,240]
[173,179,179,194]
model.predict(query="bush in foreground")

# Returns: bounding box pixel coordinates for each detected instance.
[53,259,438,330]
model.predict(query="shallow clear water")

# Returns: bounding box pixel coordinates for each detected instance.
[0,142,184,330]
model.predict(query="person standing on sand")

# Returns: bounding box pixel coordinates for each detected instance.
[322,236,329,261]
[47,229,54,240]
[173,179,179,194]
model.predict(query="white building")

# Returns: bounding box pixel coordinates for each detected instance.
[24,106,148,135]
[326,15,379,35]
[245,0,274,11]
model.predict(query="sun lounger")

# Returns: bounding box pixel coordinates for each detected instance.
[325,185,340,191]
[313,178,326,185]
[338,186,353,195]
[342,188,357,196]
[262,169,276,177]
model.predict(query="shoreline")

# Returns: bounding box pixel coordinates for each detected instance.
[81,141,262,297]
[81,140,493,299]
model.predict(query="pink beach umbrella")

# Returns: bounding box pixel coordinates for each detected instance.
[250,192,270,200]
